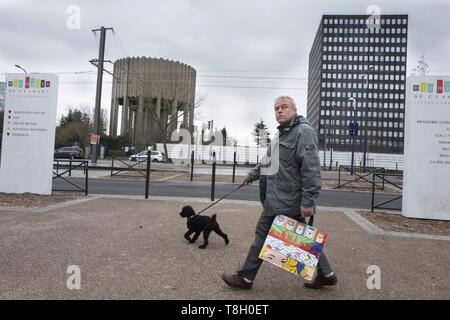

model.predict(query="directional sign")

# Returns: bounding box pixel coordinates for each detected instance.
[0,74,59,194]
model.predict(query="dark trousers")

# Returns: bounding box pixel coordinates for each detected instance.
[237,212,333,281]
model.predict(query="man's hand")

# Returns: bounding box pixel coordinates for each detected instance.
[300,206,314,218]
[243,177,251,185]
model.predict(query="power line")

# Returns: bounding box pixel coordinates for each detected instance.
[198,75,308,80]
[198,85,307,90]
[58,81,307,90]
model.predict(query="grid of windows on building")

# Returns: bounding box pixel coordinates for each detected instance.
[306,15,408,154]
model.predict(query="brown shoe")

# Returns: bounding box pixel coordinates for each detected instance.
[304,273,337,289]
[221,273,253,290]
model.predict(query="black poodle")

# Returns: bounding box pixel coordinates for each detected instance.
[179,205,229,249]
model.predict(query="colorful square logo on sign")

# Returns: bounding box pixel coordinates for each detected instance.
[437,80,443,94]
[420,82,427,92]
[445,81,450,93]
[427,83,434,93]
[7,77,51,90]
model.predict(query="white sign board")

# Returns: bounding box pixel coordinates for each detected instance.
[0,74,59,194]
[403,76,450,220]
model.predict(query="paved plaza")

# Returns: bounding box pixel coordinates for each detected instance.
[0,196,448,299]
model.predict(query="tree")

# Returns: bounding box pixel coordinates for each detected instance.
[221,127,227,146]
[220,126,237,146]
[55,106,108,149]
[252,120,270,148]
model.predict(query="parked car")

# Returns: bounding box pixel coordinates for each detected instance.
[129,150,164,162]
[54,146,84,159]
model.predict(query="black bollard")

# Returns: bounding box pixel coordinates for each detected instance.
[232,151,236,183]
[211,152,216,201]
[190,150,194,181]
[145,149,151,199]
[85,161,89,196]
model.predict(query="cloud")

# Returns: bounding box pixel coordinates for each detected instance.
[1,0,450,145]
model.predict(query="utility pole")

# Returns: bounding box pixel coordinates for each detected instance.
[91,26,113,163]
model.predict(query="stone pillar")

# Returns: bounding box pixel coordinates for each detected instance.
[156,94,161,119]
[109,98,115,137]
[120,98,127,136]
[110,98,119,137]
[121,59,130,136]
[171,99,178,133]
[183,103,189,129]
[143,101,149,146]
[189,104,195,135]
[135,96,145,149]
[160,100,170,141]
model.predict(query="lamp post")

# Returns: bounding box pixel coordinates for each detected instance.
[323,120,327,170]
[363,66,375,172]
[14,65,28,73]
[329,104,336,171]
[348,97,357,176]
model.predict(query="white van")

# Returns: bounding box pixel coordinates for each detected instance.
[129,150,164,162]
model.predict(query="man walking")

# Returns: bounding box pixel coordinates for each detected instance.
[222,96,337,290]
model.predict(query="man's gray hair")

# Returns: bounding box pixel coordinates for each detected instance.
[275,95,297,112]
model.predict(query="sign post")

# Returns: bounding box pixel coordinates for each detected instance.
[403,76,450,220]
[0,73,59,194]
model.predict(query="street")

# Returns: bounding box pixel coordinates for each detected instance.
[52,177,402,210]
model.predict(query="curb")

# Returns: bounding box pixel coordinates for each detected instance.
[343,209,450,242]
[0,195,100,213]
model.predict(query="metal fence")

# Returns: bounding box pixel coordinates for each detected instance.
[156,143,404,170]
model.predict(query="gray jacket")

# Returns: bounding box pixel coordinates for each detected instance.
[246,114,321,217]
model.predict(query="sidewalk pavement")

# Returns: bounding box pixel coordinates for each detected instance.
[0,196,448,299]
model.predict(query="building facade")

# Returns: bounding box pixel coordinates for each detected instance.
[307,14,408,154]
[110,57,196,150]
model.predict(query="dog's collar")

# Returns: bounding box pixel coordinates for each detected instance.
[188,215,197,220]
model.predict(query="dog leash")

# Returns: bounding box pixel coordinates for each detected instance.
[195,180,315,227]
[197,181,246,215]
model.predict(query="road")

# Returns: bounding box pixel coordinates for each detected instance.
[52,177,402,210]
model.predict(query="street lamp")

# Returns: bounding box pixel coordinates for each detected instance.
[362,66,375,172]
[14,65,28,73]
[329,103,336,171]
[348,97,357,176]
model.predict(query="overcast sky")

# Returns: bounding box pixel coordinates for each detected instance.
[1,0,450,146]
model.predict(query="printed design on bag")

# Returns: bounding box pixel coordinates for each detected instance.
[259,214,328,282]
